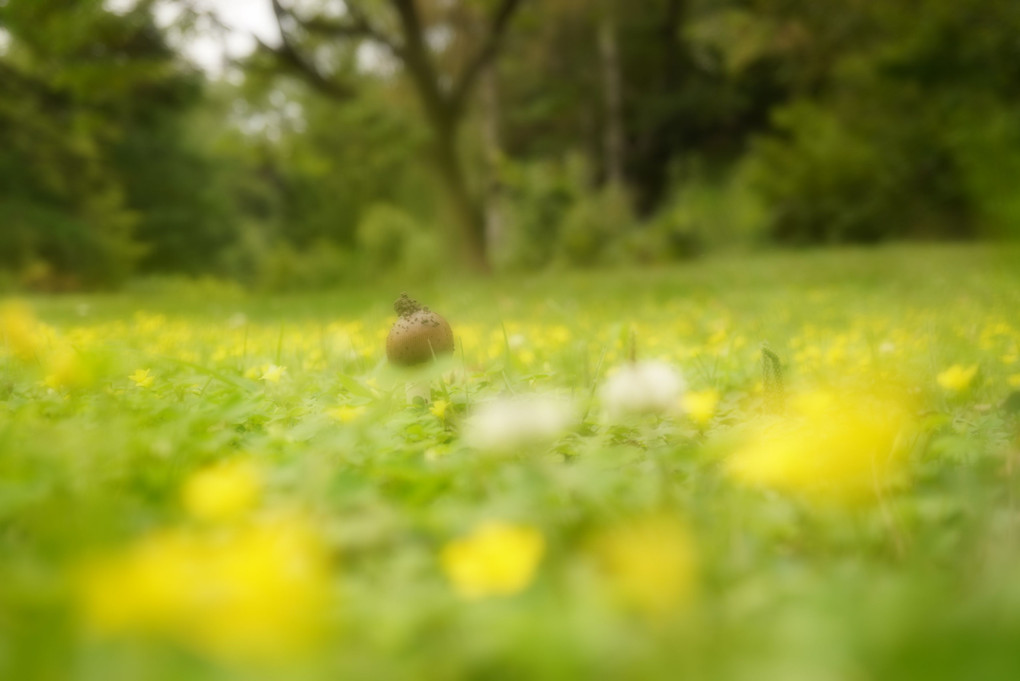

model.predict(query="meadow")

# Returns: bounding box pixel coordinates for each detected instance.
[3,244,1020,681]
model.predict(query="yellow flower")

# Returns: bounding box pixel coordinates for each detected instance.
[0,300,45,361]
[595,515,697,618]
[440,521,544,599]
[260,364,286,383]
[937,364,978,392]
[77,516,330,663]
[430,399,450,421]
[43,346,95,390]
[1009,374,1020,388]
[129,368,154,388]
[727,389,913,505]
[682,389,720,426]
[182,460,262,523]
[328,405,365,423]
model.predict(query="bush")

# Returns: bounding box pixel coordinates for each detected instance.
[744,101,902,244]
[355,203,443,280]
[498,156,586,271]
[356,204,422,270]
[554,184,636,267]
[642,166,768,259]
[253,240,359,292]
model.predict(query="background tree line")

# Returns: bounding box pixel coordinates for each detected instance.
[1,0,1018,289]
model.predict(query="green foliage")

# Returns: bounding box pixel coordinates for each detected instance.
[498,156,586,270]
[4,0,1020,286]
[739,0,1020,244]
[555,183,636,267]
[746,101,900,244]
[246,240,358,292]
[0,0,228,286]
[356,203,443,280]
[356,204,423,269]
[642,165,768,258]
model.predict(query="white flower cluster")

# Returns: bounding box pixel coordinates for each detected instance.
[463,395,576,453]
[599,360,686,419]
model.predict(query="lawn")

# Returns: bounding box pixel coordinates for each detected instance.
[3,244,1020,681]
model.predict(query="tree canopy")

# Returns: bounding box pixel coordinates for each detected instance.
[1,0,1018,287]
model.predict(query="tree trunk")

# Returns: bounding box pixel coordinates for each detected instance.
[267,0,526,274]
[598,3,625,187]
[432,124,490,274]
[480,64,504,267]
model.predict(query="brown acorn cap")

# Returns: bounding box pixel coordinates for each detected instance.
[386,293,454,366]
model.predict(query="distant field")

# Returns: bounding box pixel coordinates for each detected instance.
[3,244,1020,680]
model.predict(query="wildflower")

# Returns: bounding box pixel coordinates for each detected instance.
[77,515,331,663]
[43,346,95,390]
[937,364,978,392]
[682,389,720,426]
[182,459,263,523]
[260,364,286,383]
[549,326,571,345]
[600,360,685,419]
[595,515,697,618]
[727,389,913,505]
[129,368,154,388]
[462,395,574,453]
[430,399,450,421]
[441,521,545,599]
[328,405,366,423]
[0,300,44,360]
[1010,374,1020,388]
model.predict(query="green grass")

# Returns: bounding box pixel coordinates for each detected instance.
[3,243,1020,681]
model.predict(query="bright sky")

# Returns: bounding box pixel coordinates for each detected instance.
[107,0,281,74]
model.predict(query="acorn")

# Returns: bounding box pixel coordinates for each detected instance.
[386,293,455,367]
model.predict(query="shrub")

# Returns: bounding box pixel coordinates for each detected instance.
[554,184,636,268]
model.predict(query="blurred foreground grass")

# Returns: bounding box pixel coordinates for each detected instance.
[3,244,1020,681]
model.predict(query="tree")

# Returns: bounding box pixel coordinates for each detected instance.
[259,0,527,272]
[0,0,230,285]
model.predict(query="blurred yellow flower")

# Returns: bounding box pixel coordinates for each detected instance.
[0,300,44,361]
[78,516,330,663]
[595,515,697,618]
[328,405,365,423]
[727,390,913,504]
[1009,374,1020,388]
[682,389,720,425]
[937,364,978,392]
[430,399,450,421]
[441,521,544,599]
[43,346,95,390]
[182,460,262,523]
[129,368,154,388]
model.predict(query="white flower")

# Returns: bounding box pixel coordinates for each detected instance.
[463,395,575,453]
[600,360,686,419]
[508,333,528,350]
[260,364,286,383]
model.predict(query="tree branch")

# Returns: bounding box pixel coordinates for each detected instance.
[447,0,525,117]
[297,1,402,57]
[391,0,451,130]
[263,0,357,100]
